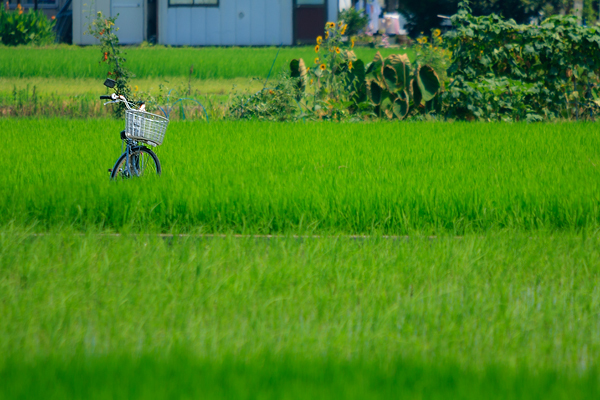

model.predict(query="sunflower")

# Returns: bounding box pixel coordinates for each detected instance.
[327,22,335,29]
[433,29,441,37]
[314,57,319,64]
[351,38,355,48]
[325,31,329,39]
[335,47,341,54]
[134,85,139,92]
[316,36,322,45]
[348,61,353,71]
[315,45,320,53]
[320,63,326,71]
[338,22,343,28]
[341,24,347,35]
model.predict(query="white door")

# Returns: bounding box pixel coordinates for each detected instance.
[112,0,144,44]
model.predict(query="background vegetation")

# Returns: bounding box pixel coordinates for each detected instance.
[398,0,600,36]
[445,1,600,121]
[0,5,55,46]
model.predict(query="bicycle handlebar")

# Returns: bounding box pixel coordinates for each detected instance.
[101,93,146,111]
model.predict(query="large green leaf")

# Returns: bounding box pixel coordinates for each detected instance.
[368,79,384,105]
[385,54,411,90]
[383,66,398,92]
[412,78,422,107]
[289,58,307,96]
[417,65,440,102]
[392,91,410,119]
[290,58,307,79]
[365,51,384,78]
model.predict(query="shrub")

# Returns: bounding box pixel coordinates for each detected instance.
[444,1,600,121]
[231,22,442,122]
[0,4,55,46]
[338,7,369,37]
[228,76,302,122]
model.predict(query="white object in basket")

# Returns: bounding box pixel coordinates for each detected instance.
[125,109,169,146]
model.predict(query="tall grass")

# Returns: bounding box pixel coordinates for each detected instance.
[0,45,412,79]
[1,229,599,398]
[1,119,599,233]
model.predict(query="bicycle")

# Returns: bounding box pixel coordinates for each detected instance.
[100,79,169,180]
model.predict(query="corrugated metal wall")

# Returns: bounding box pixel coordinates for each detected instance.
[73,0,111,45]
[73,0,339,46]
[161,0,293,46]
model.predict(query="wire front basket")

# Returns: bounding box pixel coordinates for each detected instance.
[125,109,169,146]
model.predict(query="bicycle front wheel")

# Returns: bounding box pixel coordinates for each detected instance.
[110,146,162,180]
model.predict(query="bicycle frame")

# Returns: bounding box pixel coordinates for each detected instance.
[102,91,162,179]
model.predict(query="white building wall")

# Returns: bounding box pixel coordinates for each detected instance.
[327,0,337,25]
[162,0,293,46]
[73,0,111,45]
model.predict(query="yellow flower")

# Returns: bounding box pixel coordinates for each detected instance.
[327,22,335,29]
[335,47,340,54]
[17,3,21,10]
[325,31,329,39]
[134,85,139,92]
[315,45,320,53]
[341,24,347,35]
[433,29,441,37]
[338,22,343,28]
[314,57,319,64]
[320,63,326,71]
[310,79,314,84]
[351,38,355,48]
[316,36,322,45]
[348,61,353,71]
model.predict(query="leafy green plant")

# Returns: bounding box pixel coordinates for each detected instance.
[0,4,55,46]
[365,51,441,119]
[413,29,451,86]
[445,0,600,121]
[338,7,369,36]
[228,75,302,121]
[87,11,132,117]
[284,22,443,121]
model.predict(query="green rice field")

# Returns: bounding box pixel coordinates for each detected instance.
[0,45,410,80]
[2,76,600,396]
[1,119,599,233]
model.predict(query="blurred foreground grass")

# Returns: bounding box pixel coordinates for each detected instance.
[1,229,599,398]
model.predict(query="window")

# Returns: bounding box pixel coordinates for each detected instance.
[6,0,59,8]
[168,0,218,6]
[297,0,325,5]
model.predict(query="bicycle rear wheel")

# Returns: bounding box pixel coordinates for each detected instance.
[110,146,161,180]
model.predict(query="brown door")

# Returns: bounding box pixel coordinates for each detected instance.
[294,0,328,44]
